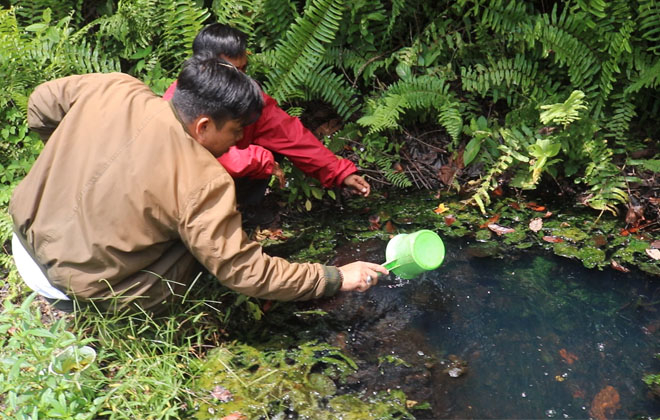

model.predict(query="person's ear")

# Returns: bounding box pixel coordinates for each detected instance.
[191,116,211,139]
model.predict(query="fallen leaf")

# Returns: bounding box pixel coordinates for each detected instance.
[211,385,233,402]
[542,211,553,218]
[543,236,564,243]
[559,348,579,364]
[625,201,645,226]
[526,202,546,211]
[444,215,456,226]
[492,186,503,196]
[384,220,396,233]
[620,228,630,237]
[646,248,660,260]
[438,165,458,186]
[368,215,381,231]
[652,240,660,249]
[589,386,620,420]
[529,218,543,232]
[434,203,449,214]
[508,202,521,210]
[479,214,500,228]
[313,118,342,138]
[555,375,566,382]
[392,162,404,173]
[592,235,607,247]
[611,260,630,273]
[487,223,515,236]
[406,400,418,409]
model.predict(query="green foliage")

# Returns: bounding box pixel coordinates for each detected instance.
[0,294,104,419]
[193,341,415,419]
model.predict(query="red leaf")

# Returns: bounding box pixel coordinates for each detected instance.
[487,223,515,236]
[543,236,564,243]
[444,215,456,226]
[559,348,579,364]
[479,214,500,228]
[384,220,396,233]
[509,202,521,210]
[492,186,503,196]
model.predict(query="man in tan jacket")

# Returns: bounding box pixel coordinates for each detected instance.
[10,56,387,314]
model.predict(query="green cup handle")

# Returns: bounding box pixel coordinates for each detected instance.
[383,259,402,271]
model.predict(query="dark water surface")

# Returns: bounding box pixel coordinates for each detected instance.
[324,237,660,419]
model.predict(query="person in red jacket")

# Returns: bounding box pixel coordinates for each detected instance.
[163,23,371,214]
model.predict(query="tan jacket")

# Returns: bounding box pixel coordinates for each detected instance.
[10,73,340,309]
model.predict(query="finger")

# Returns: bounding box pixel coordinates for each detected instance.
[367,262,389,275]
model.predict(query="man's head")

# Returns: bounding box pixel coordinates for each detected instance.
[172,56,263,156]
[192,23,248,72]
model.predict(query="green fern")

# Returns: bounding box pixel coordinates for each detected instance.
[302,65,359,119]
[263,0,346,103]
[358,75,458,135]
[638,0,660,53]
[375,156,413,188]
[461,54,557,104]
[539,90,588,127]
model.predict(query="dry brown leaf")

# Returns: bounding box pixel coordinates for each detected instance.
[651,240,660,249]
[444,215,456,226]
[529,218,543,232]
[646,248,660,260]
[589,386,620,420]
[487,223,515,236]
[611,260,630,273]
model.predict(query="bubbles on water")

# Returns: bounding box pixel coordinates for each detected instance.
[597,342,605,352]
[447,367,463,377]
[521,392,527,398]
[545,409,557,417]
[417,350,425,356]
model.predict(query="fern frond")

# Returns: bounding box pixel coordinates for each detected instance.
[156,0,210,71]
[479,0,531,37]
[264,0,345,104]
[251,0,297,51]
[461,54,557,103]
[358,75,455,134]
[375,156,412,188]
[604,93,636,142]
[638,0,660,53]
[539,90,588,127]
[211,0,264,37]
[303,65,358,119]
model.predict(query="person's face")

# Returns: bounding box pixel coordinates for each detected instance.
[194,117,244,157]
[220,53,248,73]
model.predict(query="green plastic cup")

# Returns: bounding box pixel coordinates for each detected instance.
[383,230,445,279]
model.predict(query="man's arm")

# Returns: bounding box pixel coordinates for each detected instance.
[250,94,358,188]
[27,74,87,143]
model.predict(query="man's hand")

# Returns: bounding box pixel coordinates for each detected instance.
[338,261,388,292]
[271,161,286,188]
[342,174,371,197]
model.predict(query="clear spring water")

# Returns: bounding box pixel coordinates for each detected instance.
[326,237,660,419]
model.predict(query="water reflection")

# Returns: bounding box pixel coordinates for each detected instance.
[325,237,660,419]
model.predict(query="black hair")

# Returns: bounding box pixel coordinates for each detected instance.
[171,56,263,127]
[192,23,247,59]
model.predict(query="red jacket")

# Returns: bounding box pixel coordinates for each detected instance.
[163,81,356,187]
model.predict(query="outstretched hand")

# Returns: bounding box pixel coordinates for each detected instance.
[342,174,371,197]
[271,161,286,188]
[338,261,388,292]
